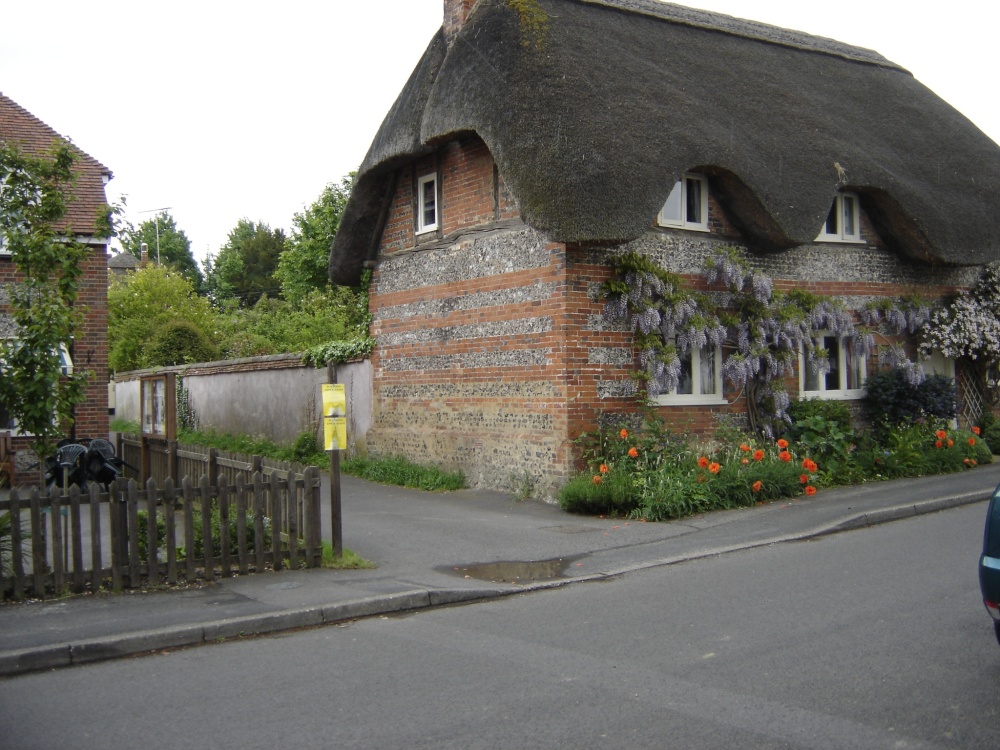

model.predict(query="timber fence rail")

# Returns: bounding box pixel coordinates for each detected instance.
[0,467,323,600]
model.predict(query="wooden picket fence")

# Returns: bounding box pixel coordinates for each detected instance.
[0,467,323,600]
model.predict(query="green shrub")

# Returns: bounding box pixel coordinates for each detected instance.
[558,470,639,516]
[137,501,271,562]
[982,422,1000,455]
[863,369,957,431]
[148,320,220,367]
[787,398,853,433]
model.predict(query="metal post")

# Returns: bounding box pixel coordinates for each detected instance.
[327,361,343,558]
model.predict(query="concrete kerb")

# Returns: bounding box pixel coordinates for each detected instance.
[0,489,991,678]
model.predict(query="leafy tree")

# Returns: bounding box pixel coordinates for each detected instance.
[276,175,353,304]
[108,264,218,372]
[120,211,202,288]
[0,142,97,459]
[203,219,285,306]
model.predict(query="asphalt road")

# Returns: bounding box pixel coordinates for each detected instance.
[2,502,998,749]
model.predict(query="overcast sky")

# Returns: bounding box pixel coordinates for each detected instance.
[3,1,997,267]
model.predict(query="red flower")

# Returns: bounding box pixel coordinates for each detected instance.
[708,462,721,474]
[800,474,809,484]
[936,429,947,439]
[753,449,765,461]
[697,456,710,469]
[628,446,639,458]
[592,475,603,485]
[752,480,763,493]
[973,426,982,435]
[620,428,629,439]
[740,443,752,452]
[947,439,954,448]
[802,458,818,473]
[599,464,609,474]
[778,451,792,462]
[776,439,789,449]
[969,437,977,446]
[805,485,817,496]
[935,440,943,449]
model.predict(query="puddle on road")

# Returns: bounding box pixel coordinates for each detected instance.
[440,556,584,585]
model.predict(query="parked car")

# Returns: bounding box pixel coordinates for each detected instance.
[980,486,1000,646]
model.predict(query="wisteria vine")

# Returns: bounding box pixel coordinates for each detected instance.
[602,247,945,437]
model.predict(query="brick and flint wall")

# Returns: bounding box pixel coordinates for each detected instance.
[368,135,982,493]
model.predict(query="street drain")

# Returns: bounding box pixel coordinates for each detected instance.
[442,556,582,584]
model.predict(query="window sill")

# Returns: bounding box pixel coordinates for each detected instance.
[799,390,865,401]
[657,223,710,233]
[653,394,727,406]
[814,236,864,245]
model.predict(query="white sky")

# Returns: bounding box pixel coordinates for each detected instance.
[3,1,997,267]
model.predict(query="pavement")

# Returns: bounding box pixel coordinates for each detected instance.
[2,463,999,677]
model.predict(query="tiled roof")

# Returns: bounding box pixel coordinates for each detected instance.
[0,92,111,237]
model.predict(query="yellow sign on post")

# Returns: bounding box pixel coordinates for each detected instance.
[322,383,347,451]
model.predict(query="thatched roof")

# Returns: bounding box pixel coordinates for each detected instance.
[0,93,112,238]
[330,0,1000,284]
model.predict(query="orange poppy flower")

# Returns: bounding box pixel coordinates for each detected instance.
[752,480,763,493]
[599,464,609,474]
[620,428,629,439]
[628,446,639,458]
[776,439,789,449]
[697,456,710,469]
[802,458,818,472]
[741,458,749,465]
[592,475,603,485]
[708,462,721,474]
[800,474,809,484]
[973,426,982,435]
[740,443,752,452]
[753,449,765,461]
[934,440,943,449]
[778,451,792,462]
[936,429,947,440]
[947,439,954,447]
[805,485,817,496]
[969,437,977,446]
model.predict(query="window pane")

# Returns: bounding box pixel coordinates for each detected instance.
[823,336,840,391]
[842,195,856,237]
[825,201,839,236]
[846,342,864,390]
[661,180,682,224]
[699,346,716,395]
[677,350,693,395]
[685,177,702,224]
[422,179,436,228]
[805,365,820,392]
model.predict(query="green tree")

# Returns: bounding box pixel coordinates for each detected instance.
[0,143,97,459]
[120,211,202,288]
[276,174,353,304]
[204,219,285,306]
[108,264,218,372]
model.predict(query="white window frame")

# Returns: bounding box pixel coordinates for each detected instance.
[654,343,725,405]
[416,173,438,235]
[0,231,8,255]
[921,350,956,381]
[800,333,866,400]
[816,191,862,243]
[657,173,709,231]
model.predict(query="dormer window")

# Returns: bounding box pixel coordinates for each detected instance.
[817,191,861,242]
[416,173,438,234]
[657,174,708,231]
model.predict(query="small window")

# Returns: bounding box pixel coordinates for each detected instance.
[921,351,955,380]
[0,341,73,435]
[817,192,861,242]
[801,334,866,399]
[657,174,708,231]
[654,344,725,405]
[416,174,438,234]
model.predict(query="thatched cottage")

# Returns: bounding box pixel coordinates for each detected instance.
[329,0,1000,492]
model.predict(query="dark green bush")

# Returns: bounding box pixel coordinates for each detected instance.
[863,369,957,430]
[148,320,219,367]
[787,399,853,433]
[340,455,465,492]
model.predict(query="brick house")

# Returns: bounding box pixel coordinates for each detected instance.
[1,92,112,479]
[329,0,1000,494]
